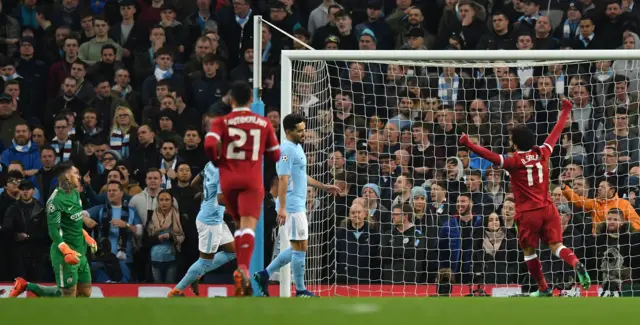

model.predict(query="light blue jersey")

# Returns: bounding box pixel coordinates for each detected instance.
[196,162,225,225]
[276,139,307,213]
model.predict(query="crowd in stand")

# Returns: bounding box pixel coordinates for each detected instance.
[0,0,639,294]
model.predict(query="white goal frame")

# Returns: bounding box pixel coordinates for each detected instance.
[277,48,640,297]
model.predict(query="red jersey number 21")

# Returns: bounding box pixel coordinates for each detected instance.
[526,162,543,186]
[227,127,261,161]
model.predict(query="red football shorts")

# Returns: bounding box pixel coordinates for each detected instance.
[222,186,264,221]
[515,204,562,249]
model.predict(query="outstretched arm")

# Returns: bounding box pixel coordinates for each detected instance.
[543,98,573,150]
[459,134,503,166]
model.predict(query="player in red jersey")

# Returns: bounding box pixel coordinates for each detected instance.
[460,98,590,296]
[204,81,280,296]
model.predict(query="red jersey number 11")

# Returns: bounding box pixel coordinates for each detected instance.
[227,127,261,161]
[525,162,543,186]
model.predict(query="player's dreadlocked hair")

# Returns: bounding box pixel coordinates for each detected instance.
[510,125,536,152]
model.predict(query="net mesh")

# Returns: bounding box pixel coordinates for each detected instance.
[287,56,640,297]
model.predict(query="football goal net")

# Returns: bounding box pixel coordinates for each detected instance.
[269,21,640,297]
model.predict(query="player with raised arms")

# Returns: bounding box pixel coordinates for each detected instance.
[459,98,591,296]
[168,161,237,297]
[253,113,340,297]
[204,81,281,296]
[9,161,97,298]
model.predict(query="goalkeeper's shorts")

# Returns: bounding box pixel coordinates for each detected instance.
[51,249,91,288]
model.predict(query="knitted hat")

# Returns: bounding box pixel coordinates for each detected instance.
[411,186,427,200]
[360,28,377,43]
[362,183,380,198]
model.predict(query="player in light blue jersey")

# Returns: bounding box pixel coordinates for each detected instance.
[254,113,339,297]
[169,162,236,297]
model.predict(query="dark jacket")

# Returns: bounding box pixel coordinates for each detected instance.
[471,228,519,284]
[129,141,162,186]
[380,225,428,284]
[335,221,381,284]
[189,71,229,115]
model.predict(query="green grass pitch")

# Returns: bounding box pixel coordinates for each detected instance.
[0,298,636,324]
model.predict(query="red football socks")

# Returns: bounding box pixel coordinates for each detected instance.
[525,257,549,292]
[235,228,255,270]
[557,246,579,268]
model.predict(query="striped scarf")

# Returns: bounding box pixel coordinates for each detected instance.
[517,12,542,25]
[438,73,459,106]
[12,139,32,153]
[563,19,579,40]
[51,138,73,164]
[110,128,131,159]
[161,158,177,189]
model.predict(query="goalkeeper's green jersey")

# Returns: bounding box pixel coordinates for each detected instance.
[46,188,86,253]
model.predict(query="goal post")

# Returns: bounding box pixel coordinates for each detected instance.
[277,47,640,297]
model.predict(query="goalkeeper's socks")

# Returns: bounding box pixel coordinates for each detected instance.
[235,228,255,269]
[524,255,549,292]
[555,246,579,268]
[176,258,212,291]
[266,247,293,276]
[292,250,307,292]
[26,283,61,297]
[208,252,236,272]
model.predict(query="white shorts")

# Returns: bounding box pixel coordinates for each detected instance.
[284,211,308,241]
[196,220,234,254]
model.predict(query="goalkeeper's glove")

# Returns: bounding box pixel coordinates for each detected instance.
[83,230,97,254]
[59,242,82,265]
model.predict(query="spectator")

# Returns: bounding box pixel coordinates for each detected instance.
[159,4,188,57]
[310,4,341,50]
[605,75,639,129]
[30,127,46,149]
[46,76,87,125]
[570,16,602,50]
[0,1,21,58]
[109,0,147,63]
[562,179,640,232]
[47,36,79,99]
[335,199,381,284]
[190,53,228,115]
[380,203,427,284]
[159,139,184,189]
[35,146,56,202]
[141,48,185,106]
[3,180,49,281]
[15,37,47,122]
[70,60,97,105]
[613,33,640,96]
[217,0,255,69]
[86,181,141,282]
[437,0,488,50]
[553,1,582,43]
[355,0,393,50]
[112,68,142,121]
[0,93,26,148]
[145,189,184,283]
[471,212,519,284]
[454,192,483,281]
[50,114,87,168]
[87,44,124,85]
[78,16,124,65]
[594,208,640,292]
[360,183,390,230]
[184,36,214,76]
[477,11,514,50]
[88,77,128,132]
[77,108,106,145]
[534,16,560,49]
[0,171,24,281]
[597,108,640,164]
[129,125,161,185]
[501,197,517,236]
[392,174,413,206]
[308,0,337,39]
[388,6,434,49]
[109,106,138,160]
[1,123,41,183]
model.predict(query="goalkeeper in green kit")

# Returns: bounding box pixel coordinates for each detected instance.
[8,161,97,298]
